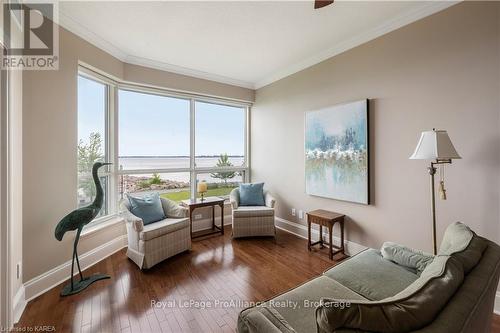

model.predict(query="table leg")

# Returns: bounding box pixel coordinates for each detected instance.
[189,207,194,238]
[220,203,224,235]
[340,220,345,255]
[319,225,323,248]
[212,205,215,230]
[329,224,333,260]
[307,216,311,251]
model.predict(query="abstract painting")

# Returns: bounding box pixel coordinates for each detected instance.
[305,99,369,204]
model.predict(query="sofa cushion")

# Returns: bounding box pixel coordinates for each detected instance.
[263,276,366,333]
[233,206,275,218]
[239,183,265,206]
[139,217,189,241]
[316,255,464,333]
[381,242,434,274]
[127,193,166,225]
[323,249,418,300]
[438,222,487,274]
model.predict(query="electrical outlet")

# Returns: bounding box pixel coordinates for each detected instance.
[194,214,203,220]
[298,210,304,219]
[291,208,296,216]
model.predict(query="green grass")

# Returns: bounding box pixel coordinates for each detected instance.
[160,187,235,202]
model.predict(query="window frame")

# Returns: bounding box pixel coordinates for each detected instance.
[76,71,114,224]
[78,65,251,225]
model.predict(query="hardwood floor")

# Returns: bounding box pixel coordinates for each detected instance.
[16,227,343,332]
[15,227,500,332]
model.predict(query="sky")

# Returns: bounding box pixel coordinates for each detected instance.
[78,76,245,157]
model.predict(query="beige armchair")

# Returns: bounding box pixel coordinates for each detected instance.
[229,188,276,238]
[121,197,191,269]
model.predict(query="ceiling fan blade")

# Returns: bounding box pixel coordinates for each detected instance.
[314,0,334,9]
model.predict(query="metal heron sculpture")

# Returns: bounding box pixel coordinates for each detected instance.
[55,162,111,296]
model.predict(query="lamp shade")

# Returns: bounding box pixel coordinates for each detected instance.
[410,129,461,160]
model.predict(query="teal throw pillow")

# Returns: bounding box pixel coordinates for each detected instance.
[127,192,166,225]
[239,183,265,206]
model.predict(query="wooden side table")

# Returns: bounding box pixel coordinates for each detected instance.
[181,197,225,239]
[307,209,345,260]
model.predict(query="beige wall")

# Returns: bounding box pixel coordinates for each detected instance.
[22,26,253,282]
[252,2,500,252]
[124,63,254,102]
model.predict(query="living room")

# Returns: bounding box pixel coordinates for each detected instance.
[1,1,500,332]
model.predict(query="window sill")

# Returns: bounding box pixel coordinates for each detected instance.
[81,215,125,238]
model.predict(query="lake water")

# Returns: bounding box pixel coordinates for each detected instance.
[119,156,245,183]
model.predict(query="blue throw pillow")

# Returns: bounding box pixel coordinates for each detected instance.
[127,192,166,225]
[239,183,265,206]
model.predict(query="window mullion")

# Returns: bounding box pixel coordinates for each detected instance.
[190,98,196,200]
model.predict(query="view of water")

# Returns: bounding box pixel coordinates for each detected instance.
[118,156,245,183]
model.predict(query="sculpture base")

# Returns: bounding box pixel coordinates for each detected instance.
[60,274,110,296]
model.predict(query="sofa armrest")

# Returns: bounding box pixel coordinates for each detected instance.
[230,188,239,210]
[265,192,276,209]
[239,307,296,333]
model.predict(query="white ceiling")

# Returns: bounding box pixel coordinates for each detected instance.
[59,1,456,89]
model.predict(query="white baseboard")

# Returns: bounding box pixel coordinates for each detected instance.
[13,285,26,324]
[275,217,367,256]
[24,234,128,302]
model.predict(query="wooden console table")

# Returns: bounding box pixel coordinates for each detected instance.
[181,197,225,239]
[307,209,345,260]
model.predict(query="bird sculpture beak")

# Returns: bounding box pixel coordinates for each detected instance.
[103,162,112,165]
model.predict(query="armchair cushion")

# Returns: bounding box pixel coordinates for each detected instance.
[127,192,166,225]
[230,188,240,209]
[239,183,265,206]
[233,206,275,218]
[160,197,188,218]
[139,217,189,241]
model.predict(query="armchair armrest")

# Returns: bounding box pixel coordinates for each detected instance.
[119,199,144,232]
[121,210,144,232]
[230,188,239,209]
[265,192,276,208]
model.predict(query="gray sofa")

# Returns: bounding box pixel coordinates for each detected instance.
[238,222,500,333]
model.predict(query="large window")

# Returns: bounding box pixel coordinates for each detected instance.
[118,88,248,202]
[77,75,110,217]
[77,67,249,224]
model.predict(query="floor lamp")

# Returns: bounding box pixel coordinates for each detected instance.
[410,129,461,255]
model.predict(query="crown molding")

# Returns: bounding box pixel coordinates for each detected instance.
[58,1,459,91]
[58,9,255,89]
[254,1,459,89]
[58,9,128,62]
[124,54,255,89]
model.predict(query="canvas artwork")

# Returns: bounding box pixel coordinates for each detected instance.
[305,99,369,204]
